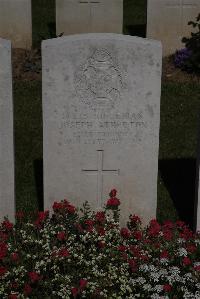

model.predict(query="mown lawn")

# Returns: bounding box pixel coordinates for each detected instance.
[14,0,200,229]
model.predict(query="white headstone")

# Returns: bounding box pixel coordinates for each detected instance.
[0,38,15,222]
[56,0,123,35]
[147,0,200,56]
[42,34,162,225]
[0,0,32,49]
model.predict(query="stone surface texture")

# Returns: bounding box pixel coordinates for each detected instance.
[147,0,200,56]
[0,38,15,222]
[42,34,162,225]
[56,0,123,35]
[0,0,32,49]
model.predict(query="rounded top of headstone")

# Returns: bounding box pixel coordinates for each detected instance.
[42,33,162,50]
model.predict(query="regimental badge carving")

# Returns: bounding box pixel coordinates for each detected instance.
[74,49,123,109]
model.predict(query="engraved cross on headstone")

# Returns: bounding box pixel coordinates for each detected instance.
[82,150,119,207]
[166,0,197,33]
[79,1,101,19]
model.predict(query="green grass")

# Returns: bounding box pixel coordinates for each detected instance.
[14,81,42,212]
[160,83,200,159]
[13,0,200,228]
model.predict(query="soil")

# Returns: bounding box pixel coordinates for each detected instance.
[13,48,41,81]
[162,56,200,84]
[13,48,200,84]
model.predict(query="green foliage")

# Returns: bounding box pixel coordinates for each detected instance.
[182,13,200,74]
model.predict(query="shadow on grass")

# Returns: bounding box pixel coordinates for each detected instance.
[125,24,146,37]
[159,158,198,231]
[34,159,43,211]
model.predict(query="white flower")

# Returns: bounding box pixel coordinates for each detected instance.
[150,271,160,282]
[154,285,163,293]
[143,284,152,291]
[177,247,188,257]
[160,258,169,265]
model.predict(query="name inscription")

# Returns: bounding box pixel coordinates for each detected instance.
[58,110,147,145]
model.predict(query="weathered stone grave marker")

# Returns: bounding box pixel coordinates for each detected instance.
[42,34,162,225]
[56,0,123,35]
[0,38,15,222]
[0,0,32,49]
[147,0,200,56]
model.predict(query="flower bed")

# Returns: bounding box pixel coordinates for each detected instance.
[0,190,200,298]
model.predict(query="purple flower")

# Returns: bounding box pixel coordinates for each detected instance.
[174,48,192,68]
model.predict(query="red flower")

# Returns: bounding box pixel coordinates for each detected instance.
[9,295,18,299]
[24,284,32,296]
[186,244,197,253]
[162,220,174,230]
[85,219,94,226]
[95,211,105,223]
[153,242,160,249]
[0,242,8,260]
[194,265,200,271]
[96,226,105,236]
[179,227,194,240]
[176,220,185,228]
[0,266,7,277]
[38,211,49,222]
[163,230,173,241]
[120,228,131,239]
[160,250,169,259]
[0,231,8,241]
[129,245,141,257]
[130,215,141,225]
[148,219,161,237]
[58,247,70,257]
[84,219,94,232]
[118,245,127,252]
[128,259,137,272]
[66,203,76,214]
[163,284,172,292]
[140,255,149,262]
[109,189,117,197]
[182,257,191,266]
[133,230,142,240]
[52,201,63,210]
[11,252,19,262]
[106,197,120,207]
[71,287,78,298]
[28,271,41,283]
[53,200,76,214]
[2,219,13,231]
[57,231,66,241]
[79,279,88,290]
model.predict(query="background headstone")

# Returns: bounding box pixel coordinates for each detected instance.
[0,38,15,222]
[147,0,200,56]
[56,0,123,35]
[42,34,162,225]
[0,0,32,49]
